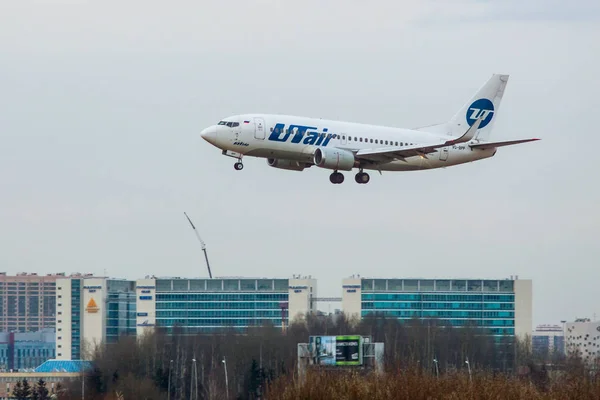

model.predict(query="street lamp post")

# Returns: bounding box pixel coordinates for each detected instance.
[433,358,439,378]
[167,360,173,400]
[561,320,567,356]
[465,358,472,382]
[191,358,197,400]
[222,357,229,399]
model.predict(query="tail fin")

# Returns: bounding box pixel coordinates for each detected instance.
[416,74,509,141]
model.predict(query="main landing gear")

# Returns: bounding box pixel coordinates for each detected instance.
[355,171,370,184]
[329,170,370,184]
[329,171,344,184]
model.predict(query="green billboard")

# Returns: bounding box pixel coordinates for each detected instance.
[310,335,363,366]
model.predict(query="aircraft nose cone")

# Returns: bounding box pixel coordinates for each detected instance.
[201,126,217,145]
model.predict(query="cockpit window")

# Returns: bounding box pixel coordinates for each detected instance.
[218,121,240,127]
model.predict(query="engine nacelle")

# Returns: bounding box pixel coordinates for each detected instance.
[267,158,308,171]
[313,147,356,171]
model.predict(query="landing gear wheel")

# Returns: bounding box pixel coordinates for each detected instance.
[234,162,244,170]
[329,172,344,184]
[355,172,370,184]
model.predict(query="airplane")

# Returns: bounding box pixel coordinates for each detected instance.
[200,74,539,184]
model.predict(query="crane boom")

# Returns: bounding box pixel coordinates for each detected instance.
[184,212,213,279]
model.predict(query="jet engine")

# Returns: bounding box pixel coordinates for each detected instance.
[267,158,309,171]
[313,147,357,171]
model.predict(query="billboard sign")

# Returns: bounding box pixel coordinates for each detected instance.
[309,335,362,366]
[335,336,361,365]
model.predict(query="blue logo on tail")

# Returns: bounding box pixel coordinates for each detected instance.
[466,98,495,129]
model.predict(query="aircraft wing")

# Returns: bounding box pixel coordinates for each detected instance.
[355,116,483,163]
[469,138,540,150]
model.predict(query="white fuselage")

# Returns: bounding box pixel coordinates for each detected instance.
[201,113,496,172]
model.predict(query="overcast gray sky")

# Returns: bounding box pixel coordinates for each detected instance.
[1,0,599,328]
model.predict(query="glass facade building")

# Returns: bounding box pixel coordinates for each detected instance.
[69,279,81,360]
[0,329,56,371]
[156,278,289,333]
[342,277,532,338]
[105,280,136,343]
[135,277,317,335]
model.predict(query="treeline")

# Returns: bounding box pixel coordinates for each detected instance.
[53,313,580,399]
[9,378,54,400]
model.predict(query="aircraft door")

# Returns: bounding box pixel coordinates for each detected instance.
[254,117,266,140]
[439,147,449,161]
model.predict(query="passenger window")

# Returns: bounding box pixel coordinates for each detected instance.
[375,139,378,144]
[370,139,373,143]
[396,142,399,146]
[385,140,389,145]
[360,138,363,142]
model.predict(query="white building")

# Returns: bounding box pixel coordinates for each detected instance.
[565,319,600,365]
[55,276,136,360]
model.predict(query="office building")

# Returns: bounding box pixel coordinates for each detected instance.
[565,318,600,365]
[532,324,564,357]
[55,276,136,360]
[0,329,55,371]
[0,273,64,333]
[342,276,532,338]
[135,276,317,336]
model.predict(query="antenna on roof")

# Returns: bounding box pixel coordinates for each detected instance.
[184,212,213,279]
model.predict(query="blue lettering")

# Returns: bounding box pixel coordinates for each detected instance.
[268,123,292,142]
[314,133,326,146]
[290,125,317,143]
[267,123,334,147]
[303,131,319,145]
[321,129,334,146]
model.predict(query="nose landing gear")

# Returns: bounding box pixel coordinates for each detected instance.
[234,161,244,170]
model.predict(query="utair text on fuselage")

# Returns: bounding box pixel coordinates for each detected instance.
[199,73,540,184]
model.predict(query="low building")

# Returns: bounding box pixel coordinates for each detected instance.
[0,360,90,400]
[532,324,564,357]
[55,276,136,360]
[135,276,317,336]
[342,276,532,338]
[0,329,56,372]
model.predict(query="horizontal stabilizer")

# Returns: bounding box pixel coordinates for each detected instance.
[469,138,540,150]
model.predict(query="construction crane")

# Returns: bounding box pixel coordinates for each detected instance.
[184,212,213,279]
